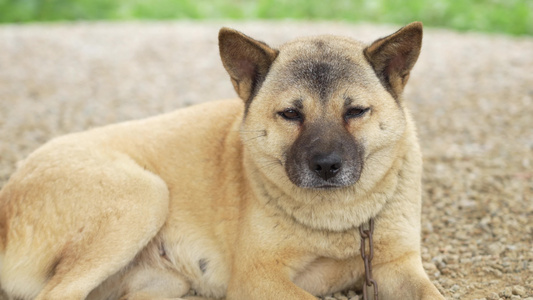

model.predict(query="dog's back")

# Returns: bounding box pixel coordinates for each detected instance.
[0,99,244,299]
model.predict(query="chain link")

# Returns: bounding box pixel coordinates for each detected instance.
[359,218,378,300]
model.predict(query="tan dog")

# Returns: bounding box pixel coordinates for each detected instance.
[0,22,445,300]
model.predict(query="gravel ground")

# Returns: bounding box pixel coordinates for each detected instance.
[0,21,532,300]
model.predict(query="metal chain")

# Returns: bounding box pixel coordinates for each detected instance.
[359,218,379,300]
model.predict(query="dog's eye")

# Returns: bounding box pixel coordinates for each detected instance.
[279,109,303,121]
[345,107,369,119]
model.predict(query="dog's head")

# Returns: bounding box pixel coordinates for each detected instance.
[219,23,422,191]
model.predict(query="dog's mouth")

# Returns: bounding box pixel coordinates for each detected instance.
[311,184,344,190]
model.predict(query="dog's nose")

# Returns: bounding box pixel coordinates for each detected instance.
[309,153,342,181]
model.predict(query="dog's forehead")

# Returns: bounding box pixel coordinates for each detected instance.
[271,36,373,102]
[277,36,369,73]
[279,35,366,53]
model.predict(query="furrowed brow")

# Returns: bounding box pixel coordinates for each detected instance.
[343,95,353,107]
[292,98,304,109]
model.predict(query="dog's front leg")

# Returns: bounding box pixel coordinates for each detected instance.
[226,257,317,300]
[373,252,445,300]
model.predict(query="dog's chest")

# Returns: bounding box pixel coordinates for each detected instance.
[301,227,361,259]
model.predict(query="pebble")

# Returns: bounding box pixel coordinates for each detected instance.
[488,244,504,256]
[333,293,348,300]
[512,285,526,296]
[346,290,357,298]
[450,284,460,292]
[500,287,513,297]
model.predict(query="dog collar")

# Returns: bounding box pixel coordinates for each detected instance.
[359,218,379,300]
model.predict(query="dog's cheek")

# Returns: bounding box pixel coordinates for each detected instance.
[371,114,406,155]
[346,98,405,157]
[243,122,297,179]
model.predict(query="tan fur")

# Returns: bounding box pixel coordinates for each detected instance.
[0,23,444,300]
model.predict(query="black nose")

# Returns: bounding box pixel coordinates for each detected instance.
[309,153,342,181]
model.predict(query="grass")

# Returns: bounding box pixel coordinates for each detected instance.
[0,0,531,35]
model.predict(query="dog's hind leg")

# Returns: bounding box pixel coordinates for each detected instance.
[31,156,170,300]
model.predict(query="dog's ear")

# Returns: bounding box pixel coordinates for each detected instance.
[364,22,423,100]
[219,28,279,103]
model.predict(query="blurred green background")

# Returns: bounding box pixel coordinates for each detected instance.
[0,0,531,35]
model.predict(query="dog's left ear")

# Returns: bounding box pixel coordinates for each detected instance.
[219,28,279,103]
[364,22,423,100]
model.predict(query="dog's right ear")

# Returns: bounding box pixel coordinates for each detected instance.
[219,28,279,103]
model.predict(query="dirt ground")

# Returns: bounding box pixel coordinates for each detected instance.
[0,21,531,300]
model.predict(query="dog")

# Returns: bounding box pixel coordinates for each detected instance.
[0,22,445,300]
